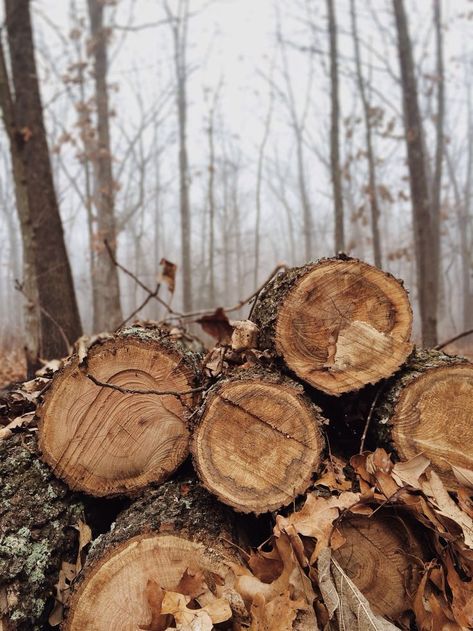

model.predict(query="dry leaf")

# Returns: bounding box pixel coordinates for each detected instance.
[48,561,77,626]
[161,591,231,629]
[248,590,305,630]
[248,548,284,583]
[449,463,473,491]
[139,579,169,631]
[445,553,473,627]
[73,520,92,573]
[392,454,430,489]
[0,412,36,441]
[274,491,365,562]
[197,308,234,344]
[318,548,398,630]
[176,569,206,599]
[421,471,473,549]
[159,259,177,294]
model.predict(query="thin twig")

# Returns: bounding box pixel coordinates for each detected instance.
[359,385,384,454]
[86,372,206,399]
[435,329,473,350]
[115,282,161,331]
[14,279,71,352]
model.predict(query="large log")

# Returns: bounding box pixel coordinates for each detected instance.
[374,349,473,489]
[251,257,413,395]
[332,511,426,621]
[0,433,83,631]
[64,479,245,631]
[37,327,201,497]
[191,370,325,514]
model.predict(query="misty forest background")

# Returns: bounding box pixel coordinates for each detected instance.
[0,0,472,380]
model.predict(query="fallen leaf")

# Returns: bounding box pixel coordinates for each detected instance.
[139,579,168,631]
[73,520,92,573]
[445,553,473,627]
[248,547,284,583]
[197,308,234,344]
[161,590,231,629]
[176,569,206,599]
[0,412,36,441]
[318,548,398,630]
[449,463,473,491]
[392,454,431,489]
[248,590,306,630]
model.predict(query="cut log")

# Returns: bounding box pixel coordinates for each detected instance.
[332,512,425,620]
[64,479,246,631]
[374,349,473,489]
[191,371,325,514]
[37,327,200,497]
[251,257,413,395]
[0,433,83,631]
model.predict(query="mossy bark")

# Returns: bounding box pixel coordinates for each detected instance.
[0,433,84,631]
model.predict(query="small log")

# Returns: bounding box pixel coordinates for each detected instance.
[0,433,83,631]
[374,349,473,489]
[333,512,426,621]
[64,479,245,630]
[191,371,325,514]
[37,327,201,497]
[251,257,413,395]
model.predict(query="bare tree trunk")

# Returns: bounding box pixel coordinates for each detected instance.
[350,0,382,268]
[431,0,444,324]
[166,0,192,312]
[0,39,40,375]
[393,0,437,346]
[207,95,217,305]
[4,0,82,360]
[327,0,345,253]
[87,0,122,332]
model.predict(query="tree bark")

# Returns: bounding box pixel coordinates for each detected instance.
[4,0,82,359]
[0,433,84,631]
[191,369,325,514]
[251,257,413,395]
[393,0,438,346]
[327,0,345,254]
[87,0,123,332]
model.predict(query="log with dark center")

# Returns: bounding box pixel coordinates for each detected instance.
[64,479,245,631]
[332,512,426,620]
[37,328,200,497]
[251,257,413,395]
[374,349,473,489]
[191,371,325,514]
[0,433,83,631]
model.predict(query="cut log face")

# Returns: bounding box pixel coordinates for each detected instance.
[64,480,243,631]
[390,363,473,486]
[332,513,424,620]
[253,258,413,395]
[191,376,324,513]
[38,334,197,496]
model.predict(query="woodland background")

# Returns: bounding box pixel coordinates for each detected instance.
[0,0,472,380]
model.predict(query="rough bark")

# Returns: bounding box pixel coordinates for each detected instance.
[191,369,325,514]
[0,40,40,378]
[0,433,83,631]
[393,0,437,346]
[251,257,413,395]
[87,0,123,332]
[37,326,201,497]
[373,349,473,489]
[327,0,345,254]
[4,0,82,359]
[64,479,245,630]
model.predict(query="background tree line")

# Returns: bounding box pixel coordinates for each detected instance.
[0,0,472,375]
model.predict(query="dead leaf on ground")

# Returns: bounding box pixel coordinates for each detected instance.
[196,308,234,344]
[392,453,430,489]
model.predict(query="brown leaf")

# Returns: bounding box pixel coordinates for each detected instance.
[449,463,473,491]
[197,308,234,344]
[159,258,177,294]
[161,590,231,628]
[445,553,473,627]
[248,590,306,631]
[392,454,430,489]
[139,579,168,631]
[73,520,92,573]
[248,548,284,584]
[176,569,206,599]
[318,548,398,630]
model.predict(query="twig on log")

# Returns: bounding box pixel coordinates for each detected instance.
[14,279,71,353]
[435,328,473,350]
[359,385,384,454]
[86,372,206,401]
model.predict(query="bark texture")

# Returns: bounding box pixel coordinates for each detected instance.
[5,0,82,359]
[0,434,83,631]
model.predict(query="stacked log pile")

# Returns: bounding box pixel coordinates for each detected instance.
[1,256,473,631]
